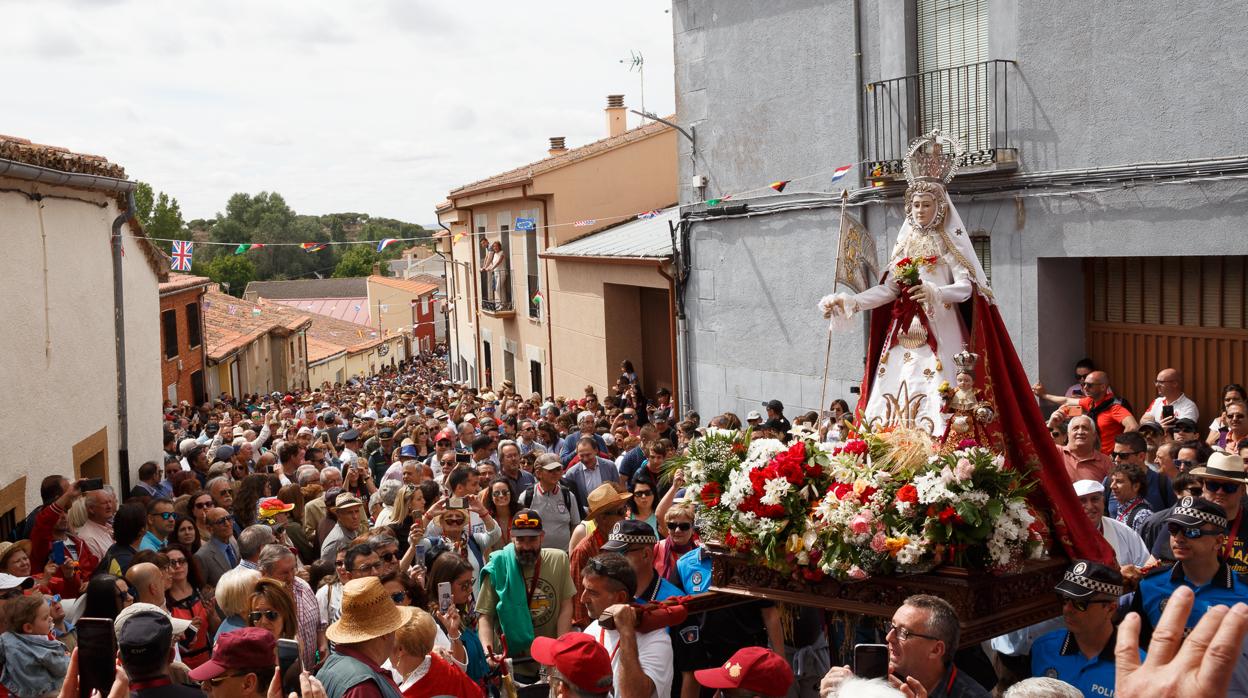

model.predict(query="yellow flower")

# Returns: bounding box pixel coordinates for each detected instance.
[787,533,805,554]
[885,536,909,556]
[853,479,870,496]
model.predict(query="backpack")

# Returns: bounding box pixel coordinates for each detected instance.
[518,484,575,532]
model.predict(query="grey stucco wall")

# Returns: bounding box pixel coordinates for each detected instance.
[674,0,1248,418]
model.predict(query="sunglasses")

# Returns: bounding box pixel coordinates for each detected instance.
[492,490,511,498]
[249,610,281,623]
[153,512,177,520]
[1168,523,1223,539]
[442,518,466,526]
[1110,451,1141,460]
[1204,480,1243,494]
[210,516,234,526]
[378,552,398,563]
[168,558,187,567]
[1174,459,1196,471]
[194,501,213,509]
[390,591,408,603]
[633,490,653,497]
[1057,594,1110,612]
[666,521,693,532]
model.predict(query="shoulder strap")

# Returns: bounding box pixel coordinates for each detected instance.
[519,485,534,508]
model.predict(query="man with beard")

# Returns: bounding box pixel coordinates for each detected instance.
[476,509,575,685]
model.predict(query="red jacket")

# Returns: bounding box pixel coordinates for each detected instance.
[31,501,99,598]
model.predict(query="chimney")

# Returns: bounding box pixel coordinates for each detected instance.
[548,136,567,156]
[372,262,381,277]
[605,94,626,138]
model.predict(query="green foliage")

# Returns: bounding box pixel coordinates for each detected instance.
[134,181,188,253]
[333,245,381,278]
[202,255,256,297]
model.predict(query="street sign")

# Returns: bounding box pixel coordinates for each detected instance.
[515,217,536,231]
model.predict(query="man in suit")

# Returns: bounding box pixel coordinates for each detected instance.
[565,437,620,515]
[195,507,239,586]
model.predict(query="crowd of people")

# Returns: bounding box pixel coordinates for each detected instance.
[0,353,1245,697]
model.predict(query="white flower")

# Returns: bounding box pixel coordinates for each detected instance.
[722,465,755,509]
[760,476,793,506]
[745,438,787,467]
[686,459,707,480]
[706,427,737,439]
[913,472,954,504]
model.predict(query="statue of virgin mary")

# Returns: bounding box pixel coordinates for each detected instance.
[818,130,1115,565]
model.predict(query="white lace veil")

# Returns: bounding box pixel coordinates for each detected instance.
[889,184,992,298]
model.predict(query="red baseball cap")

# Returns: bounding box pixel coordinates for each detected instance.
[530,633,613,694]
[187,627,277,681]
[694,646,793,694]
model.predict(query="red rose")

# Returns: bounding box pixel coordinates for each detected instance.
[896,483,919,504]
[841,440,868,456]
[937,506,963,526]
[857,486,877,504]
[700,482,723,508]
[830,483,854,501]
[957,438,979,450]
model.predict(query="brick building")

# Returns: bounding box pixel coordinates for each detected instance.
[158,273,211,405]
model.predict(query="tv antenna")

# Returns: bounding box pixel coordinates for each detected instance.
[620,50,645,119]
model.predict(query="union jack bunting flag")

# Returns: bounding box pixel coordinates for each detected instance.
[171,240,193,271]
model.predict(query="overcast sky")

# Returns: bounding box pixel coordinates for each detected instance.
[1,0,676,224]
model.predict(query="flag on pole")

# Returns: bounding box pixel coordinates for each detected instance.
[832,193,878,295]
[830,164,853,183]
[770,180,791,192]
[377,238,397,252]
[170,240,193,271]
[301,242,327,253]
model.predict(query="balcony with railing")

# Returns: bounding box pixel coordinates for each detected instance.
[863,59,1017,183]
[480,266,515,317]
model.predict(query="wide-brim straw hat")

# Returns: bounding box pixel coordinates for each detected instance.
[586,483,632,520]
[0,540,31,569]
[1191,451,1248,484]
[325,577,416,644]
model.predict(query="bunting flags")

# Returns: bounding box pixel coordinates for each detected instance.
[301,243,327,253]
[770,180,791,193]
[452,232,465,243]
[573,219,596,227]
[531,291,543,306]
[234,243,265,255]
[637,210,659,220]
[376,238,397,252]
[706,199,722,207]
[830,164,853,183]
[170,240,193,271]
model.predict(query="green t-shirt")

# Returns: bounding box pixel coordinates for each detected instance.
[477,548,575,650]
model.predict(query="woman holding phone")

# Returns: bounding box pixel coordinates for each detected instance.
[424,552,481,684]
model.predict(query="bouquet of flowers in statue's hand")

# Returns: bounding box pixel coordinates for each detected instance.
[894,255,937,287]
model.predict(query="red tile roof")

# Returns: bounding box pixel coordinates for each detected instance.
[202,291,312,362]
[159,273,212,296]
[0,134,126,179]
[368,275,439,296]
[447,119,673,198]
[303,313,389,363]
[271,297,372,326]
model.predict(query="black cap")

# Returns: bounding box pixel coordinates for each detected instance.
[1165,495,1229,531]
[601,520,659,552]
[653,409,671,423]
[1055,560,1126,601]
[205,423,220,435]
[763,400,784,412]
[340,429,361,442]
[118,611,173,666]
[511,509,544,537]
[378,426,395,439]
[1137,421,1164,434]
[1172,417,1199,432]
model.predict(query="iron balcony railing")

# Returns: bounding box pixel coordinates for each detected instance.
[480,266,514,313]
[863,59,1016,179]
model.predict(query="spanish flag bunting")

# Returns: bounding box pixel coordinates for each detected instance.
[770,180,790,193]
[452,232,465,243]
[301,242,327,252]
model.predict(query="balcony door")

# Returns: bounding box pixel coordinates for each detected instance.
[917,0,989,153]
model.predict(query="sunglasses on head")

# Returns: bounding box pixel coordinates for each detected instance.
[1204,480,1243,494]
[249,610,281,623]
[513,514,542,530]
[666,521,693,532]
[1168,523,1223,539]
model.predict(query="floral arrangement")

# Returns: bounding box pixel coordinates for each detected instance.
[670,426,1046,582]
[894,255,937,287]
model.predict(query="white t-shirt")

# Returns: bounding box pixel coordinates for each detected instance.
[1144,394,1199,423]
[583,620,673,698]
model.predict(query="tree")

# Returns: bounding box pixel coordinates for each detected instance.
[133,181,188,253]
[205,255,255,297]
[333,245,382,278]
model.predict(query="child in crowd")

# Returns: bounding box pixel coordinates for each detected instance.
[0,592,71,697]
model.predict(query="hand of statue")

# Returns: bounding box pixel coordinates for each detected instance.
[1116,585,1248,698]
[1032,383,1046,397]
[908,282,935,306]
[819,294,848,319]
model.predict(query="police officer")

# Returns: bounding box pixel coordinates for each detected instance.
[1031,560,1132,697]
[1131,495,1248,693]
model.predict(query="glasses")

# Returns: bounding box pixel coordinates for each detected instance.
[210,516,234,526]
[442,518,466,526]
[249,610,281,623]
[194,501,213,510]
[378,552,398,563]
[666,521,693,532]
[168,558,187,568]
[885,621,940,642]
[1111,451,1141,460]
[1057,595,1110,612]
[492,490,510,498]
[153,512,176,520]
[1174,459,1196,471]
[1204,480,1243,494]
[1168,523,1224,539]
[633,490,653,497]
[352,561,383,574]
[390,591,408,603]
[334,560,346,568]
[1228,414,1247,421]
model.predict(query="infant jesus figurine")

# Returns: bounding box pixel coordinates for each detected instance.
[938,349,997,447]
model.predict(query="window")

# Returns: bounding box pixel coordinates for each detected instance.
[191,370,206,405]
[530,360,543,397]
[525,209,541,319]
[482,340,493,387]
[162,309,178,359]
[970,230,991,287]
[917,0,989,152]
[0,477,26,541]
[186,302,202,348]
[503,346,516,387]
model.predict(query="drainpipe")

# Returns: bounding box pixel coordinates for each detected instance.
[112,190,137,496]
[535,193,554,398]
[655,261,681,418]
[671,217,693,416]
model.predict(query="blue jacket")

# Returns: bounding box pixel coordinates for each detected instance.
[564,457,620,512]
[558,432,607,465]
[0,631,70,697]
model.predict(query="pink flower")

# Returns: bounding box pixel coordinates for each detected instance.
[955,458,974,481]
[847,565,868,581]
[850,511,873,535]
[940,466,955,485]
[870,532,888,553]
